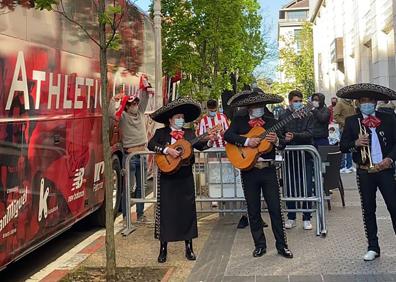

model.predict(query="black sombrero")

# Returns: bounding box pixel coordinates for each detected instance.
[227,88,284,107]
[336,83,396,100]
[150,97,202,123]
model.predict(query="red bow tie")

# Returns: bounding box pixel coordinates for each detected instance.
[362,116,382,128]
[170,130,185,140]
[249,118,265,128]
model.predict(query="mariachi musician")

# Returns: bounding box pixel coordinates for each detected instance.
[224,88,293,258]
[338,83,396,261]
[148,98,217,263]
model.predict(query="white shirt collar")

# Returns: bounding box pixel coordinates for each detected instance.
[362,112,376,118]
[170,126,183,131]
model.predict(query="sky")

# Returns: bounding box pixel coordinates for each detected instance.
[134,0,291,79]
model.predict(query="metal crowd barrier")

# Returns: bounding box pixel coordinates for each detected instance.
[121,146,327,237]
[280,145,327,236]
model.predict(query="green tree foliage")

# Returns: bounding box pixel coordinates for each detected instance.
[157,0,266,101]
[278,22,314,98]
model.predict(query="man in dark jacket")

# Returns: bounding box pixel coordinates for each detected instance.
[311,93,330,147]
[279,90,314,231]
[338,83,396,261]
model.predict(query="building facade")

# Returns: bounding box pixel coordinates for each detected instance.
[278,0,310,83]
[310,0,395,101]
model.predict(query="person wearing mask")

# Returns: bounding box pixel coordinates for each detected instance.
[224,88,293,259]
[109,76,151,223]
[148,98,217,263]
[328,97,338,124]
[311,93,331,147]
[198,99,229,147]
[279,90,314,231]
[334,98,356,173]
[338,83,396,261]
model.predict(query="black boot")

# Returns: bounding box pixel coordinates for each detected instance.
[185,240,196,261]
[158,241,167,263]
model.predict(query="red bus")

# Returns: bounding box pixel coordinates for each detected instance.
[0,1,156,269]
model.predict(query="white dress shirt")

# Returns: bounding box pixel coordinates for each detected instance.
[363,113,383,164]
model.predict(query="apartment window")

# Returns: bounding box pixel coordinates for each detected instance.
[294,29,302,51]
[286,10,308,21]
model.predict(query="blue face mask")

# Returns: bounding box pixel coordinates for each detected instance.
[292,102,303,111]
[250,107,265,118]
[174,118,185,129]
[360,103,376,115]
[208,111,217,117]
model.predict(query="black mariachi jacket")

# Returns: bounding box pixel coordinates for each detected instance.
[148,126,210,165]
[223,109,285,160]
[340,111,396,165]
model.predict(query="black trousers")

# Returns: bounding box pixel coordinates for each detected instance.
[241,167,287,250]
[356,168,396,253]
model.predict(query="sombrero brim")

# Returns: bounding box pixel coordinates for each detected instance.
[336,83,396,100]
[228,89,283,107]
[150,98,201,123]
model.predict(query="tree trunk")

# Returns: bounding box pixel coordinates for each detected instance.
[98,0,116,280]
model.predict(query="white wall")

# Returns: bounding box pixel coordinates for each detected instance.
[312,0,396,104]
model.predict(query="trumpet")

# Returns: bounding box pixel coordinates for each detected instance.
[358,118,376,172]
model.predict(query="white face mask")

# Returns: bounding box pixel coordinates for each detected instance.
[127,105,138,114]
[250,107,265,118]
[312,101,320,108]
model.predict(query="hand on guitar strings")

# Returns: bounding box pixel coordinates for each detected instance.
[167,148,181,158]
[285,132,294,142]
[247,138,261,148]
[264,132,279,144]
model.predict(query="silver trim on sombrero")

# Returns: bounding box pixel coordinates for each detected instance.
[336,83,396,100]
[150,97,202,123]
[228,90,284,107]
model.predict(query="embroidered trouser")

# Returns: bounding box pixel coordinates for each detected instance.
[357,168,396,253]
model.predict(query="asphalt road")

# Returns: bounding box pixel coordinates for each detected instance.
[1,219,101,282]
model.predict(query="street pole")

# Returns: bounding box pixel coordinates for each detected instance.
[154,0,163,109]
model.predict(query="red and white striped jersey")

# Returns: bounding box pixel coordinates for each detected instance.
[198,113,230,147]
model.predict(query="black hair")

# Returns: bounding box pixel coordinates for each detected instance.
[207,99,218,109]
[288,90,303,101]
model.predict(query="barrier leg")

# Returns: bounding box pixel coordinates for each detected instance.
[122,154,137,236]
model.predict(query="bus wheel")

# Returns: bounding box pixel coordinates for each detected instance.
[92,155,122,227]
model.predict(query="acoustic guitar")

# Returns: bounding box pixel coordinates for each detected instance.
[225,103,314,171]
[156,124,222,174]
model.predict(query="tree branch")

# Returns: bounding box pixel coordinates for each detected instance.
[54,0,100,47]
[105,3,124,49]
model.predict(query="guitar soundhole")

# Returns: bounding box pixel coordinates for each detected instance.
[176,146,184,155]
[237,147,245,159]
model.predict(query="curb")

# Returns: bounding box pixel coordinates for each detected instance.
[161,267,176,282]
[39,235,105,282]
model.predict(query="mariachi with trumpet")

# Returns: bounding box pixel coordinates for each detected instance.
[338,83,396,262]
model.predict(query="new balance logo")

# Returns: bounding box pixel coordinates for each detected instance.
[72,168,85,191]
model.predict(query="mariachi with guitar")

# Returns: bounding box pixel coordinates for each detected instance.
[147,89,315,260]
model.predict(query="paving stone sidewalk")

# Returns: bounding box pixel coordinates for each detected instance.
[188,173,396,282]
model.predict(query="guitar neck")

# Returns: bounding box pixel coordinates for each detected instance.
[191,133,208,146]
[258,114,295,139]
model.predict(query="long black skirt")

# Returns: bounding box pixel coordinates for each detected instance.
[155,166,198,242]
